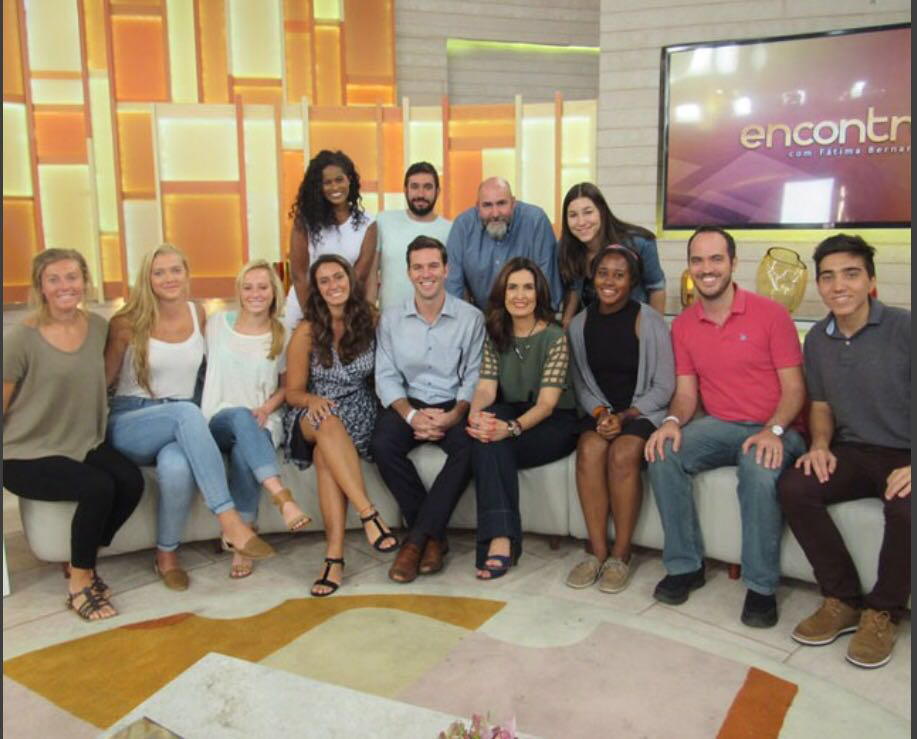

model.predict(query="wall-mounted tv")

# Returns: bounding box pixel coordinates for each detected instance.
[660,24,911,229]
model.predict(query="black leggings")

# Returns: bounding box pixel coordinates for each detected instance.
[4,442,143,569]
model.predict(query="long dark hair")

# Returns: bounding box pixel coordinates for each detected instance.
[289,149,366,244]
[304,254,376,368]
[485,258,557,354]
[558,182,655,287]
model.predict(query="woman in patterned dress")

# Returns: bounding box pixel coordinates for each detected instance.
[466,258,582,579]
[283,254,397,596]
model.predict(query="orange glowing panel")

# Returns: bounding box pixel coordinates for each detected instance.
[342,0,393,79]
[162,192,243,278]
[82,0,108,70]
[116,111,156,197]
[111,16,169,101]
[100,232,123,283]
[231,81,283,106]
[34,110,87,163]
[382,120,403,192]
[283,0,311,23]
[281,149,304,255]
[3,199,39,296]
[447,150,482,219]
[309,120,376,181]
[3,0,24,98]
[313,24,342,106]
[346,84,394,106]
[284,29,313,104]
[197,0,229,103]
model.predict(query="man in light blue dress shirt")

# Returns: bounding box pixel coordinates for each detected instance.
[445,177,563,311]
[372,235,485,583]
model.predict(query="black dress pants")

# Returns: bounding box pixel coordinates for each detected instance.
[370,399,472,547]
[4,442,143,569]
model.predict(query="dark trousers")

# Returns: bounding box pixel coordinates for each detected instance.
[473,403,581,568]
[4,442,144,569]
[778,442,911,620]
[370,399,472,546]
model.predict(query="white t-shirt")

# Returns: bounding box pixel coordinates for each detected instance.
[200,311,290,445]
[114,301,204,400]
[283,212,374,331]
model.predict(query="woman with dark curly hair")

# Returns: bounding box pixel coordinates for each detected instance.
[285,150,374,330]
[283,254,397,596]
[559,182,666,327]
[466,258,582,580]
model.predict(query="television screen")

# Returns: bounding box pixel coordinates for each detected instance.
[661,24,911,229]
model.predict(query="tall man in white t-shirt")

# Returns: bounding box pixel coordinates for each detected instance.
[354,162,452,311]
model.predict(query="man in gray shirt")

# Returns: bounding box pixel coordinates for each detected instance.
[372,235,485,583]
[778,234,910,670]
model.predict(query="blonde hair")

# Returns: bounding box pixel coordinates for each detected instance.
[29,249,91,325]
[235,259,286,360]
[113,244,191,395]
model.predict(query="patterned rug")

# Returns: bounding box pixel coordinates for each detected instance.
[3,593,808,737]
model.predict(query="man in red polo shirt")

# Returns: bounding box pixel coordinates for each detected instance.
[644,226,806,627]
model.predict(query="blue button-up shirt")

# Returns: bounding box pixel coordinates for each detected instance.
[445,200,563,310]
[375,292,485,407]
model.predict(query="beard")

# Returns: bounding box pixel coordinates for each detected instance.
[407,197,435,217]
[484,218,510,240]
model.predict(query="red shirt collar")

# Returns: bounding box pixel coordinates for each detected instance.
[692,283,745,323]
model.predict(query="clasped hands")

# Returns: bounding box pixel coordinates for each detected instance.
[408,407,458,440]
[466,410,510,443]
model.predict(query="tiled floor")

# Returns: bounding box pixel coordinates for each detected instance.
[2,490,911,734]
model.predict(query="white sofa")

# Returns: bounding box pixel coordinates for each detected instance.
[14,447,885,591]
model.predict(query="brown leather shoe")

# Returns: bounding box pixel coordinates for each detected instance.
[388,541,422,583]
[419,538,449,575]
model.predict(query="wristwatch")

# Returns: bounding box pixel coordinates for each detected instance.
[507,420,523,437]
[770,424,784,437]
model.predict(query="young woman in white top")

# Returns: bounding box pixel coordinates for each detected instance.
[201,259,311,578]
[105,244,274,590]
[284,149,375,331]
[3,249,143,621]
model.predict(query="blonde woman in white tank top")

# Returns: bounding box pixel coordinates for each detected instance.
[105,245,275,590]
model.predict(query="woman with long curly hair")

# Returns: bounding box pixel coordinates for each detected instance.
[286,149,374,329]
[558,182,667,327]
[283,254,397,596]
[4,249,143,621]
[201,259,312,579]
[466,258,582,580]
[106,245,274,591]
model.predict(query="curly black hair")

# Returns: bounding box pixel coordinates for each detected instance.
[304,254,376,368]
[289,149,366,244]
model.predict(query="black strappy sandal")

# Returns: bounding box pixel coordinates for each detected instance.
[63,564,112,599]
[310,557,344,597]
[359,508,398,552]
[66,585,117,621]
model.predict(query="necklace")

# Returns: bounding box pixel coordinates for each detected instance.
[512,320,538,361]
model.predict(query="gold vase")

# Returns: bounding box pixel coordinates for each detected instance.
[755,247,807,314]
[680,268,695,308]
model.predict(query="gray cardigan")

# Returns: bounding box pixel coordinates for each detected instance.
[568,302,675,428]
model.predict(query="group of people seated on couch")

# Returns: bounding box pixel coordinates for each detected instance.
[2,151,909,671]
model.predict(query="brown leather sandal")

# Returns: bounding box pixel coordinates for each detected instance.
[271,488,311,532]
[67,586,117,621]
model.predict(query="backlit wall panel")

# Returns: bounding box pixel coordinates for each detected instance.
[3,0,594,302]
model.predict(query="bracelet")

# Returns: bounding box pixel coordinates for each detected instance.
[662,415,681,427]
[592,405,609,419]
[507,419,523,437]
[405,408,418,425]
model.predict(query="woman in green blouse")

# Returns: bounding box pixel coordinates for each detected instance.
[467,258,582,579]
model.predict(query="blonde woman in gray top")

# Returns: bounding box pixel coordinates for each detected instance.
[3,249,144,621]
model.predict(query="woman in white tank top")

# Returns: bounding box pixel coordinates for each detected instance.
[105,245,275,590]
[283,149,374,332]
[201,259,312,578]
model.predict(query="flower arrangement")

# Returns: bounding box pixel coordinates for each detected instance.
[438,713,517,739]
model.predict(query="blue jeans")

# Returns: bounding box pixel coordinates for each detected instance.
[208,407,280,523]
[647,416,805,595]
[107,396,236,551]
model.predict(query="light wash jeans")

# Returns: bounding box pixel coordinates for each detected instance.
[108,396,236,551]
[208,407,281,523]
[647,415,805,595]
